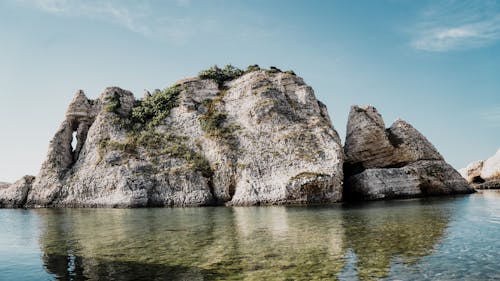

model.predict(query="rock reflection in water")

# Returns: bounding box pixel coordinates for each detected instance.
[230,206,346,279]
[38,208,221,280]
[36,201,450,280]
[342,199,451,281]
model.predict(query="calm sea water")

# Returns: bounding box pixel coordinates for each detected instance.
[0,190,499,281]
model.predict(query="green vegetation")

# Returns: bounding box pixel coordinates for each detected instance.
[101,64,297,176]
[246,64,261,72]
[198,65,244,87]
[199,111,228,133]
[130,85,182,128]
[198,91,239,148]
[198,64,296,87]
[104,91,121,113]
[99,130,212,177]
[267,66,282,74]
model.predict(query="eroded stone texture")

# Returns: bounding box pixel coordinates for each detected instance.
[344,105,474,200]
[0,175,35,207]
[19,70,343,207]
[459,148,500,189]
[344,106,443,173]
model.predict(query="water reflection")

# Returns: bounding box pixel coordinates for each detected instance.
[342,200,451,280]
[36,200,452,280]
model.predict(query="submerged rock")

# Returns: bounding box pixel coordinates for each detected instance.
[0,176,35,208]
[20,68,344,207]
[459,148,500,189]
[343,105,474,200]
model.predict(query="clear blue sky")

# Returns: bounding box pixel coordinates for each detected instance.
[1,0,499,182]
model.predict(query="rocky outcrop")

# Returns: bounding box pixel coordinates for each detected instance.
[459,149,500,189]
[19,68,343,207]
[0,175,35,207]
[343,105,474,200]
[1,66,480,208]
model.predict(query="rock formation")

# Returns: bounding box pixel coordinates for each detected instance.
[0,175,35,208]
[0,66,478,208]
[459,149,500,189]
[343,105,474,200]
[17,67,343,207]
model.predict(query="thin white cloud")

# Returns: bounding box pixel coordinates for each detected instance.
[12,0,195,44]
[411,1,500,52]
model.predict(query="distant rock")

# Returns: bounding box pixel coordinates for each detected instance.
[0,176,35,208]
[343,105,474,200]
[459,149,500,189]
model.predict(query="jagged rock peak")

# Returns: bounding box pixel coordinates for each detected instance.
[344,105,473,200]
[21,66,344,208]
[65,90,93,121]
[344,105,442,171]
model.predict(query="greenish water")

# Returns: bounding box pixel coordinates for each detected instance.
[1,191,499,281]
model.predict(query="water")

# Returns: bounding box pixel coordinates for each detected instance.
[1,191,499,281]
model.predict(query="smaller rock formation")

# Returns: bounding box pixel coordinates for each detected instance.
[459,149,500,189]
[343,105,474,200]
[0,175,35,208]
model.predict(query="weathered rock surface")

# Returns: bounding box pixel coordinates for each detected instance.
[0,176,35,207]
[344,105,474,200]
[459,148,500,189]
[2,67,479,208]
[16,69,344,207]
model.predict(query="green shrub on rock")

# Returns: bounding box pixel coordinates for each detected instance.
[104,92,121,113]
[267,66,282,74]
[198,65,244,87]
[130,85,181,128]
[246,64,261,72]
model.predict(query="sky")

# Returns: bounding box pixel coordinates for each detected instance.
[0,0,499,182]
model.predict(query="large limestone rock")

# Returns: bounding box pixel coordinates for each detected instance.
[459,148,500,189]
[17,69,343,207]
[344,105,473,200]
[0,175,35,207]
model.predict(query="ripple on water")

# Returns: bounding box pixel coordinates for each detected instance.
[0,190,499,280]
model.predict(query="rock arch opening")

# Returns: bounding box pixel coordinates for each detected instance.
[69,121,90,162]
[71,131,78,152]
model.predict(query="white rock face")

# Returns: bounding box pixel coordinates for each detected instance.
[481,149,500,180]
[459,161,484,183]
[344,105,474,200]
[19,70,344,207]
[459,148,500,189]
